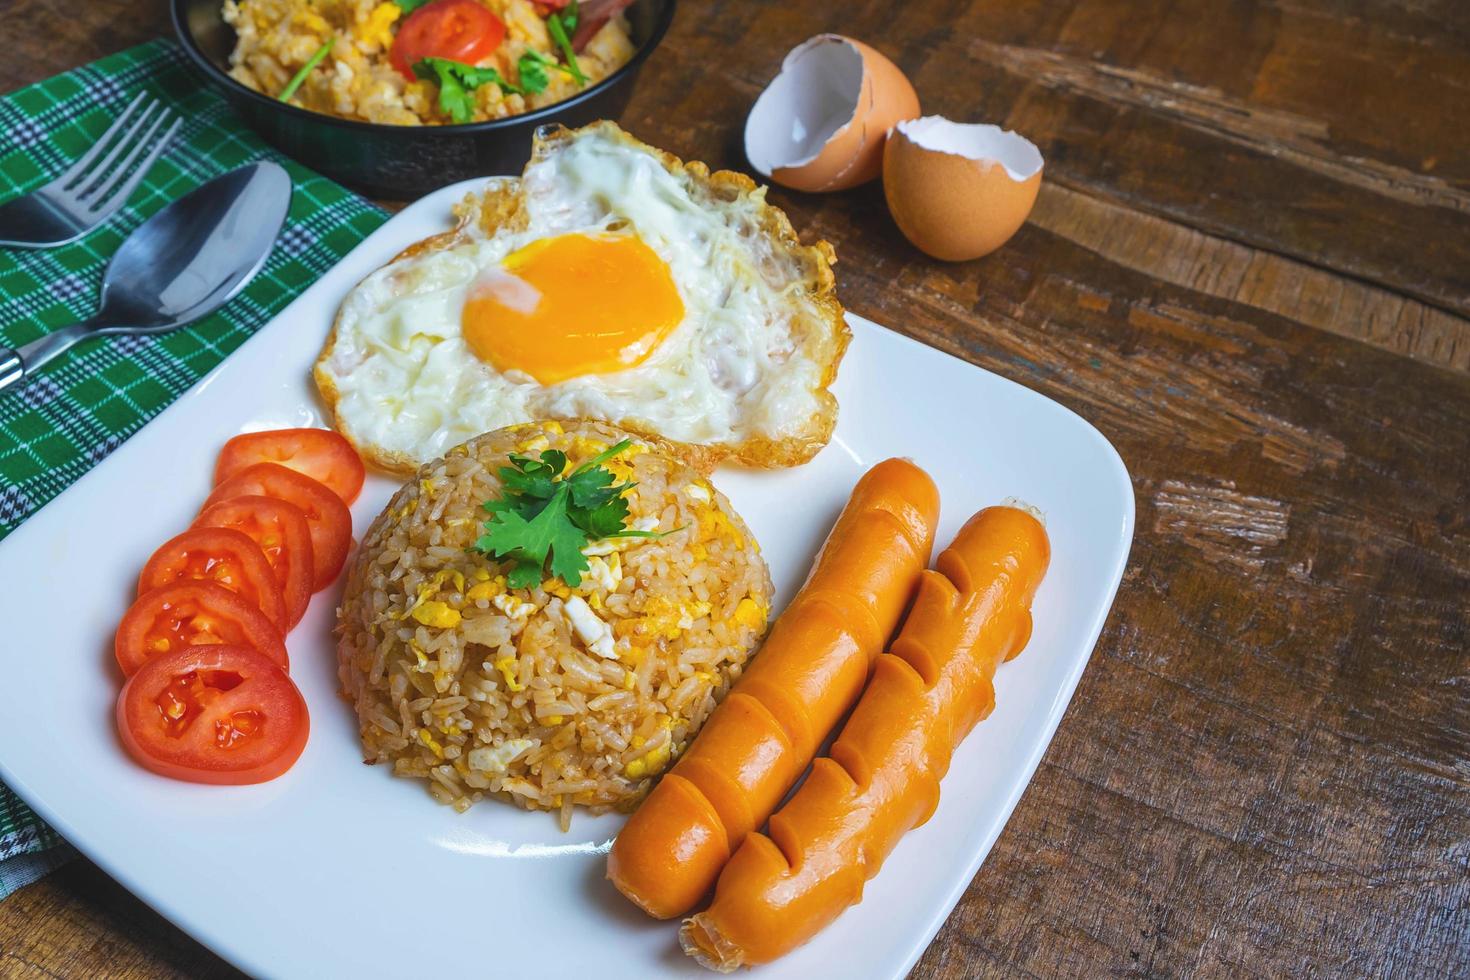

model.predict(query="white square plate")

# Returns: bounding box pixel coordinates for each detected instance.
[0,180,1133,979]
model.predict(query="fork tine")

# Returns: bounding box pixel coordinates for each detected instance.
[59,93,148,189]
[78,109,171,207]
[69,101,165,199]
[85,116,181,219]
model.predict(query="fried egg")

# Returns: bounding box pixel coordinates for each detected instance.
[315,122,848,475]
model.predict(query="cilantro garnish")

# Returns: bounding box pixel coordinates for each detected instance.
[394,0,432,13]
[413,51,566,120]
[545,1,588,87]
[412,57,525,122]
[410,1,586,120]
[515,50,557,94]
[473,439,669,589]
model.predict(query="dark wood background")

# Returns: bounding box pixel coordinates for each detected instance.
[3,0,1467,976]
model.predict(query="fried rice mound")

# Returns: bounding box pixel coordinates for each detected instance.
[335,418,773,828]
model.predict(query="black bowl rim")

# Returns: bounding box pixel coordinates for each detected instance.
[170,0,677,134]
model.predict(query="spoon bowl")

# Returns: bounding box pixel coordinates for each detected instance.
[0,161,292,392]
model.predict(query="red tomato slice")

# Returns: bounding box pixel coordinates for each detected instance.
[195,495,314,629]
[116,582,288,677]
[215,428,365,505]
[204,463,352,591]
[390,0,507,80]
[116,644,309,785]
[138,527,288,632]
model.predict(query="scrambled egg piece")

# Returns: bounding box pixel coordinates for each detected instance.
[734,597,766,630]
[292,8,329,33]
[491,592,536,623]
[563,595,616,659]
[624,718,674,779]
[583,553,621,593]
[411,600,460,629]
[615,593,685,642]
[358,2,399,50]
[493,656,525,692]
[519,435,551,454]
[467,738,535,773]
[405,569,467,627]
[464,567,507,603]
[677,600,712,631]
[567,436,646,484]
[698,506,744,548]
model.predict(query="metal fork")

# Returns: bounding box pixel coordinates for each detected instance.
[0,93,182,249]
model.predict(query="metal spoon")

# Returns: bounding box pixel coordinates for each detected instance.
[0,161,292,395]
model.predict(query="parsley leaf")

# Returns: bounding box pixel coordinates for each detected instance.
[412,57,523,122]
[477,492,588,588]
[473,438,671,587]
[567,470,621,511]
[395,0,432,13]
[500,450,565,499]
[571,496,631,541]
[516,50,555,94]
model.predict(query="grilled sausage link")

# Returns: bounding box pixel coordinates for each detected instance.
[680,505,1050,969]
[607,458,940,919]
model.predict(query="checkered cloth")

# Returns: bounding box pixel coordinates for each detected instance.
[0,38,388,898]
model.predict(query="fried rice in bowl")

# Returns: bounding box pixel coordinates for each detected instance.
[336,419,772,828]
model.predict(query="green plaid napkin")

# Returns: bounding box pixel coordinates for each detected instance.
[0,38,389,898]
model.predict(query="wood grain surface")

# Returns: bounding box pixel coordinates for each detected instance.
[3,0,1467,977]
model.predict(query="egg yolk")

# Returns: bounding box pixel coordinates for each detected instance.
[461,232,685,385]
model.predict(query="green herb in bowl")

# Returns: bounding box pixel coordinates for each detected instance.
[278,37,335,103]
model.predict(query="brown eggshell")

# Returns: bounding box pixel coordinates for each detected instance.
[746,35,920,194]
[882,118,1044,262]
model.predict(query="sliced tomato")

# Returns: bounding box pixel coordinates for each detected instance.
[138,527,289,632]
[195,495,314,629]
[116,582,288,677]
[116,644,309,785]
[214,428,365,505]
[204,463,352,591]
[390,0,507,80]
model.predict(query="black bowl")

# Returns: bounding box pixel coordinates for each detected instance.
[172,0,676,198]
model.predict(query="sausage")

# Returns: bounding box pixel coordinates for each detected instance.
[679,505,1050,970]
[607,458,940,919]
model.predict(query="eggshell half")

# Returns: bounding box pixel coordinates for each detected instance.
[745,34,920,193]
[882,116,1044,261]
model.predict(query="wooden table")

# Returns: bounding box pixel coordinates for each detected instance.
[4,1,1467,976]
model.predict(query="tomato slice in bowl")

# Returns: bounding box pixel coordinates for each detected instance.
[116,581,288,677]
[138,526,289,632]
[389,0,507,80]
[116,644,309,785]
[215,428,365,506]
[204,463,352,591]
[195,495,314,629]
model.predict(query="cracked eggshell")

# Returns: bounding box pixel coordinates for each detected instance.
[882,116,1045,261]
[744,34,920,193]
